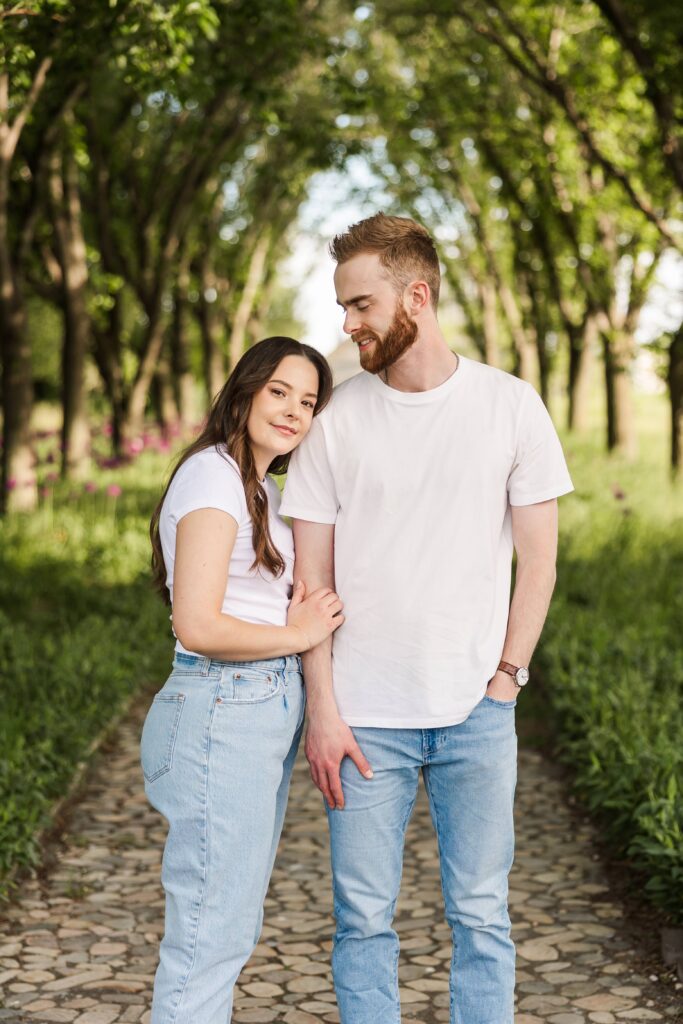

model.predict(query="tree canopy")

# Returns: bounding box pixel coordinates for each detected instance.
[1,0,682,510]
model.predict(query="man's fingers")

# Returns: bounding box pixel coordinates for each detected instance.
[308,761,320,790]
[328,767,345,810]
[319,771,337,810]
[348,740,373,780]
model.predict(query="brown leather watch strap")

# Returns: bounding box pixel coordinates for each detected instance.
[497,661,519,677]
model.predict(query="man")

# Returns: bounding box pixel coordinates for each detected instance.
[280,213,573,1024]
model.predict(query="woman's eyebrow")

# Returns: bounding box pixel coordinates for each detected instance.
[270,378,318,399]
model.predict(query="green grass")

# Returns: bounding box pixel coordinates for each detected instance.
[0,449,173,893]
[528,392,683,921]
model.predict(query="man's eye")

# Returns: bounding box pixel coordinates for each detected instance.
[357,304,369,312]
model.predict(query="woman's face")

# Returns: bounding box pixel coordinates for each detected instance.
[247,354,320,471]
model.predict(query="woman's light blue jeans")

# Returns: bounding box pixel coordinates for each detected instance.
[140,651,304,1024]
[327,694,518,1024]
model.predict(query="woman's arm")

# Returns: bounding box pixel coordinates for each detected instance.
[171,508,342,660]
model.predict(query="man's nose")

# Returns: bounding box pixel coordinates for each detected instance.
[343,310,360,335]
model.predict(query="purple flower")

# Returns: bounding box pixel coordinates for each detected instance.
[106,483,122,498]
[6,478,17,491]
[84,481,98,493]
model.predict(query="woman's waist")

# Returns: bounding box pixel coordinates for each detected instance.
[172,650,302,675]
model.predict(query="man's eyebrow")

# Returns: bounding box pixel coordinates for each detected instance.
[336,293,372,309]
[270,378,318,398]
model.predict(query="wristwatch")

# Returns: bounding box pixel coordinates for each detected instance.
[497,661,530,688]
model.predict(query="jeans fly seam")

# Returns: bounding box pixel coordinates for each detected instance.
[167,679,220,1023]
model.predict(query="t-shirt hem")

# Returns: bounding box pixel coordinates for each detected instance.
[278,504,337,525]
[173,502,241,526]
[341,711,474,729]
[509,481,574,506]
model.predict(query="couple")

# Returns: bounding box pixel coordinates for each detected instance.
[141,213,574,1024]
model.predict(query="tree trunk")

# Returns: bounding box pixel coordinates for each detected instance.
[48,143,92,479]
[151,356,178,439]
[479,279,502,368]
[602,330,636,457]
[0,165,36,512]
[497,278,537,385]
[567,313,597,432]
[229,227,272,371]
[126,308,167,436]
[92,296,126,457]
[668,328,683,476]
[171,263,195,428]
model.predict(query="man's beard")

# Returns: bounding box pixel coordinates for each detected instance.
[355,303,418,374]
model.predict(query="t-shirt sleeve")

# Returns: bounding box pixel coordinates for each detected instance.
[170,452,245,526]
[507,386,574,506]
[280,415,339,524]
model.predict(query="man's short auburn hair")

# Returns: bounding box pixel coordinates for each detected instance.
[329,212,440,310]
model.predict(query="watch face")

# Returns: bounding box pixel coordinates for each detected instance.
[515,667,530,687]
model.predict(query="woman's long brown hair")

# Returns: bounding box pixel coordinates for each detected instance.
[150,337,333,604]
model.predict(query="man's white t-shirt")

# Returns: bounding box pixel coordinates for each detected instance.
[280,356,573,728]
[159,446,293,656]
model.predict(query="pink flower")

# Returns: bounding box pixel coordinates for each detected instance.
[84,481,97,493]
[106,483,122,498]
[127,437,144,455]
[46,472,59,483]
[6,478,16,491]
[40,486,51,498]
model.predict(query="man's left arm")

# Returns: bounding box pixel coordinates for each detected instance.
[486,498,558,701]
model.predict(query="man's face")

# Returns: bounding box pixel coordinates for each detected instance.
[334,253,418,374]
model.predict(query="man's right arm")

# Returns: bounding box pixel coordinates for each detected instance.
[293,519,373,810]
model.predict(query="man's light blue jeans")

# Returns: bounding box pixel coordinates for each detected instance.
[327,694,518,1024]
[140,652,304,1024]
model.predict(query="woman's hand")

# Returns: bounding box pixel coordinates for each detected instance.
[287,580,344,650]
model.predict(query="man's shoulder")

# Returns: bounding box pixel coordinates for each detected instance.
[318,371,369,419]
[463,356,531,397]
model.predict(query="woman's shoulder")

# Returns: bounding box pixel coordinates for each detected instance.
[175,445,241,482]
[165,446,246,517]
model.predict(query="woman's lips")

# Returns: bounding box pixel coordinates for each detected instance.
[273,424,297,436]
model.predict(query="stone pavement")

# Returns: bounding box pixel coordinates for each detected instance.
[1,700,681,1024]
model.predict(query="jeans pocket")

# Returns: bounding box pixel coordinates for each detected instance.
[141,693,185,782]
[482,694,517,709]
[220,667,283,704]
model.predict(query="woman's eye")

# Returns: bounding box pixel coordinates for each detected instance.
[271,388,285,397]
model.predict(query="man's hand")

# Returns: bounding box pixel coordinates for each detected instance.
[305,709,373,810]
[486,669,520,702]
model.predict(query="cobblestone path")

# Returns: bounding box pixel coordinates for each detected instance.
[1,701,681,1024]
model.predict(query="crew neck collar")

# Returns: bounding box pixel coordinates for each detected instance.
[365,353,467,404]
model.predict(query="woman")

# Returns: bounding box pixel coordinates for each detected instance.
[141,337,341,1024]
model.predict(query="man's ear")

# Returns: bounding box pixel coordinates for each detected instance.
[406,280,431,315]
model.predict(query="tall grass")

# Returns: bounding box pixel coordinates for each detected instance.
[534,394,683,921]
[0,449,173,892]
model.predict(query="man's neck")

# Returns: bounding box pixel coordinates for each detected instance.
[381,329,459,393]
